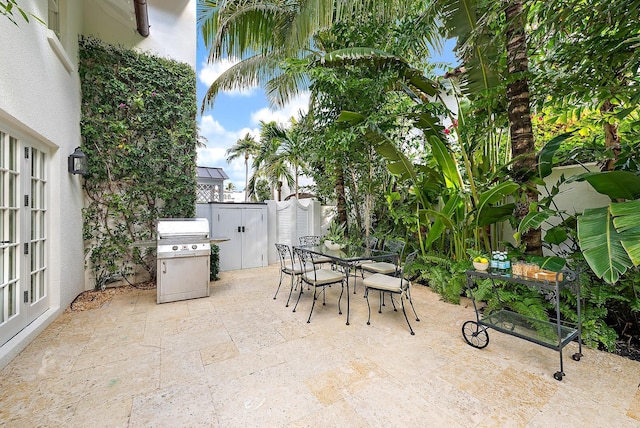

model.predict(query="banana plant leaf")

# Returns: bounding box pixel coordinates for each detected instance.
[425,192,464,247]
[475,180,519,227]
[577,206,634,284]
[476,204,515,227]
[337,110,366,125]
[538,132,576,179]
[610,200,640,265]
[543,226,568,245]
[409,112,445,138]
[525,256,566,272]
[578,171,640,200]
[517,208,554,234]
[428,135,462,190]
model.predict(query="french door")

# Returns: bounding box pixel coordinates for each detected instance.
[0,130,49,346]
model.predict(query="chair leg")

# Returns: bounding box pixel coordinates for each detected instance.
[400,296,415,335]
[285,274,296,307]
[389,293,398,312]
[378,291,383,313]
[337,281,344,315]
[365,288,372,325]
[273,270,285,300]
[307,285,318,323]
[407,292,420,322]
[293,280,305,313]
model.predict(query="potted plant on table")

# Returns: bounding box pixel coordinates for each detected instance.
[467,249,489,271]
[324,221,346,250]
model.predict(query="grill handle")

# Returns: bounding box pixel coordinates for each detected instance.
[162,261,166,274]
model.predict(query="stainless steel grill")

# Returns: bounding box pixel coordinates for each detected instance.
[156,218,210,303]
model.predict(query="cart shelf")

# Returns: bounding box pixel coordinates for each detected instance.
[463,269,583,381]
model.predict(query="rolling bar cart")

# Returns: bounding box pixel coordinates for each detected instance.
[462,268,582,381]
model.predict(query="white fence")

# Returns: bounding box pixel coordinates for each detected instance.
[266,198,322,264]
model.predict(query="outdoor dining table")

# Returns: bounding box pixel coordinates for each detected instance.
[293,243,397,325]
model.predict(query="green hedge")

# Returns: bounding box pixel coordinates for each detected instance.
[79,36,197,287]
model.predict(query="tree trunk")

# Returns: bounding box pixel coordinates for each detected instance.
[335,164,348,230]
[295,164,299,198]
[505,1,542,255]
[601,99,621,171]
[244,153,249,202]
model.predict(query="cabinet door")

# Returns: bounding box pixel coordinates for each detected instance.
[215,208,243,271]
[240,208,265,269]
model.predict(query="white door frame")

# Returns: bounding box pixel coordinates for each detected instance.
[0,130,49,346]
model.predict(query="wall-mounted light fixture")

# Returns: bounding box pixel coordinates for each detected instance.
[68,147,88,175]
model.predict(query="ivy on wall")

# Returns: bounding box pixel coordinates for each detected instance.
[79,36,197,287]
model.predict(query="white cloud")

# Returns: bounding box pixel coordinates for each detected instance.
[198,57,257,97]
[250,92,310,126]
[197,93,312,191]
[197,115,260,189]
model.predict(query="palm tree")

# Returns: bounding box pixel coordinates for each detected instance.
[260,117,307,198]
[248,121,295,201]
[226,133,259,201]
[504,1,539,254]
[197,0,416,111]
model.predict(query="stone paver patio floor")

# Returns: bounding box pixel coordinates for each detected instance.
[1,264,639,427]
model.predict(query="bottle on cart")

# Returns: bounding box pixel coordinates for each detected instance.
[497,251,504,272]
[490,251,499,269]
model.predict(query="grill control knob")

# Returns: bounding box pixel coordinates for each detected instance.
[172,245,178,251]
[192,244,198,250]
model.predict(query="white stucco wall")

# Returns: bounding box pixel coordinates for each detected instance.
[0,0,85,367]
[82,0,196,68]
[0,0,196,368]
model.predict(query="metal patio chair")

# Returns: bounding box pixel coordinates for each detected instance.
[362,250,420,335]
[298,235,332,266]
[360,238,405,278]
[292,247,347,323]
[273,243,315,307]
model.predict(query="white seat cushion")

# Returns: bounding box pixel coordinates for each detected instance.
[284,262,315,275]
[361,261,397,274]
[363,273,407,293]
[312,256,332,264]
[303,268,344,285]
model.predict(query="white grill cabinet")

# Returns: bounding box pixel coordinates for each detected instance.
[156,218,211,303]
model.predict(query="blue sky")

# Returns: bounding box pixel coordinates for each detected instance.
[195,36,457,191]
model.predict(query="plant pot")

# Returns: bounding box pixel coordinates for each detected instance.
[473,261,489,271]
[324,240,344,251]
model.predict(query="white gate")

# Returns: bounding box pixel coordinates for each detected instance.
[266,198,321,264]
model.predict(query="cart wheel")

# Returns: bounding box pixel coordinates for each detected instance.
[572,353,582,361]
[462,321,489,349]
[553,371,563,381]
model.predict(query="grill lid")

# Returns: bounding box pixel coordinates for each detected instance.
[157,218,209,239]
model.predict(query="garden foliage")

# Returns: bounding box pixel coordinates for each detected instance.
[79,36,197,288]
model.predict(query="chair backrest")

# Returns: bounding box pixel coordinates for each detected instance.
[275,243,293,267]
[384,238,406,259]
[293,247,316,279]
[400,251,418,290]
[299,235,320,246]
[364,236,378,250]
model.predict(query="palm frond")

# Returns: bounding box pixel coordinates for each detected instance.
[264,65,311,108]
[431,0,502,97]
[201,53,281,113]
[208,1,291,61]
